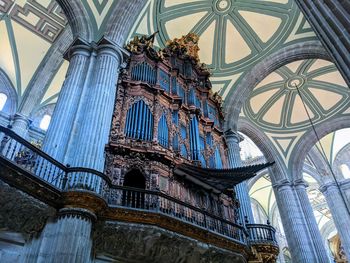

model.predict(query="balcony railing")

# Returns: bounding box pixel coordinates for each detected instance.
[0,125,277,248]
[246,223,278,246]
[107,185,246,243]
[0,126,110,194]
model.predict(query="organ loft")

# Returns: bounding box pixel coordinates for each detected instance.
[101,32,277,262]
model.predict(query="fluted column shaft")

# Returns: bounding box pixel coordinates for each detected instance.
[295,0,350,86]
[10,114,31,138]
[294,181,329,263]
[69,42,122,171]
[21,208,94,263]
[41,41,92,163]
[320,182,350,260]
[339,179,350,210]
[225,129,254,224]
[273,182,318,263]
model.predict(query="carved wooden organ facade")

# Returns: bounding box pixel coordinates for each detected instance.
[105,34,237,222]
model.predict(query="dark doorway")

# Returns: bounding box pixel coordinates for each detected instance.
[122,169,146,208]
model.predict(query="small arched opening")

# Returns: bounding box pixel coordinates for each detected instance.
[122,169,146,208]
[123,169,146,189]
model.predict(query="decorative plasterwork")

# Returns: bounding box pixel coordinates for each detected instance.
[0,0,66,43]
[242,59,350,165]
[81,0,117,38]
[244,59,349,133]
[129,0,317,101]
[0,0,68,110]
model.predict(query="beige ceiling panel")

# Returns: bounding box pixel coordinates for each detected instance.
[313,71,347,87]
[41,61,69,103]
[286,60,303,73]
[198,20,216,65]
[0,21,17,89]
[290,95,314,124]
[262,94,285,124]
[307,59,333,73]
[13,21,50,95]
[316,132,334,162]
[255,72,284,90]
[238,10,282,43]
[308,87,342,111]
[165,11,207,40]
[250,88,279,114]
[225,20,251,63]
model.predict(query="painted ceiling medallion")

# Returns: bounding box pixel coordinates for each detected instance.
[244,59,350,132]
[155,0,298,76]
[214,0,232,13]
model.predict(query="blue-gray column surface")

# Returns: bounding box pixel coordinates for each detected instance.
[294,180,330,263]
[68,38,127,172]
[273,181,323,263]
[320,181,350,260]
[225,129,254,224]
[21,208,95,263]
[41,37,127,174]
[41,38,92,164]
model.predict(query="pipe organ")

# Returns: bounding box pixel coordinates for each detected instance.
[105,33,238,222]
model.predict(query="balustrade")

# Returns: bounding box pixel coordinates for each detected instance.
[0,125,278,248]
[246,223,278,246]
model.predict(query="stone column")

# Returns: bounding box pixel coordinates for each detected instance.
[69,38,126,171]
[273,181,319,262]
[41,38,92,163]
[21,208,95,263]
[295,0,350,86]
[320,182,350,260]
[294,180,330,263]
[339,179,350,210]
[225,129,254,224]
[10,114,31,138]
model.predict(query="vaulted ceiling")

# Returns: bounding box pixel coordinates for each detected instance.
[130,0,317,98]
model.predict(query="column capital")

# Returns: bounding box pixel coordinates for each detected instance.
[272,179,292,191]
[339,178,350,188]
[293,179,309,189]
[319,181,338,193]
[95,36,129,65]
[224,129,243,143]
[58,208,97,222]
[63,37,92,61]
[11,113,31,125]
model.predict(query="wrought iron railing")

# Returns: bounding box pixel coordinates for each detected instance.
[107,185,247,243]
[0,126,110,194]
[246,223,278,246]
[0,125,277,247]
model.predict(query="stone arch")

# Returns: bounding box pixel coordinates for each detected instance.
[333,143,350,180]
[55,0,93,41]
[302,160,324,186]
[247,169,269,190]
[289,115,350,182]
[0,68,17,115]
[238,118,288,183]
[225,41,331,131]
[105,0,148,45]
[123,168,146,189]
